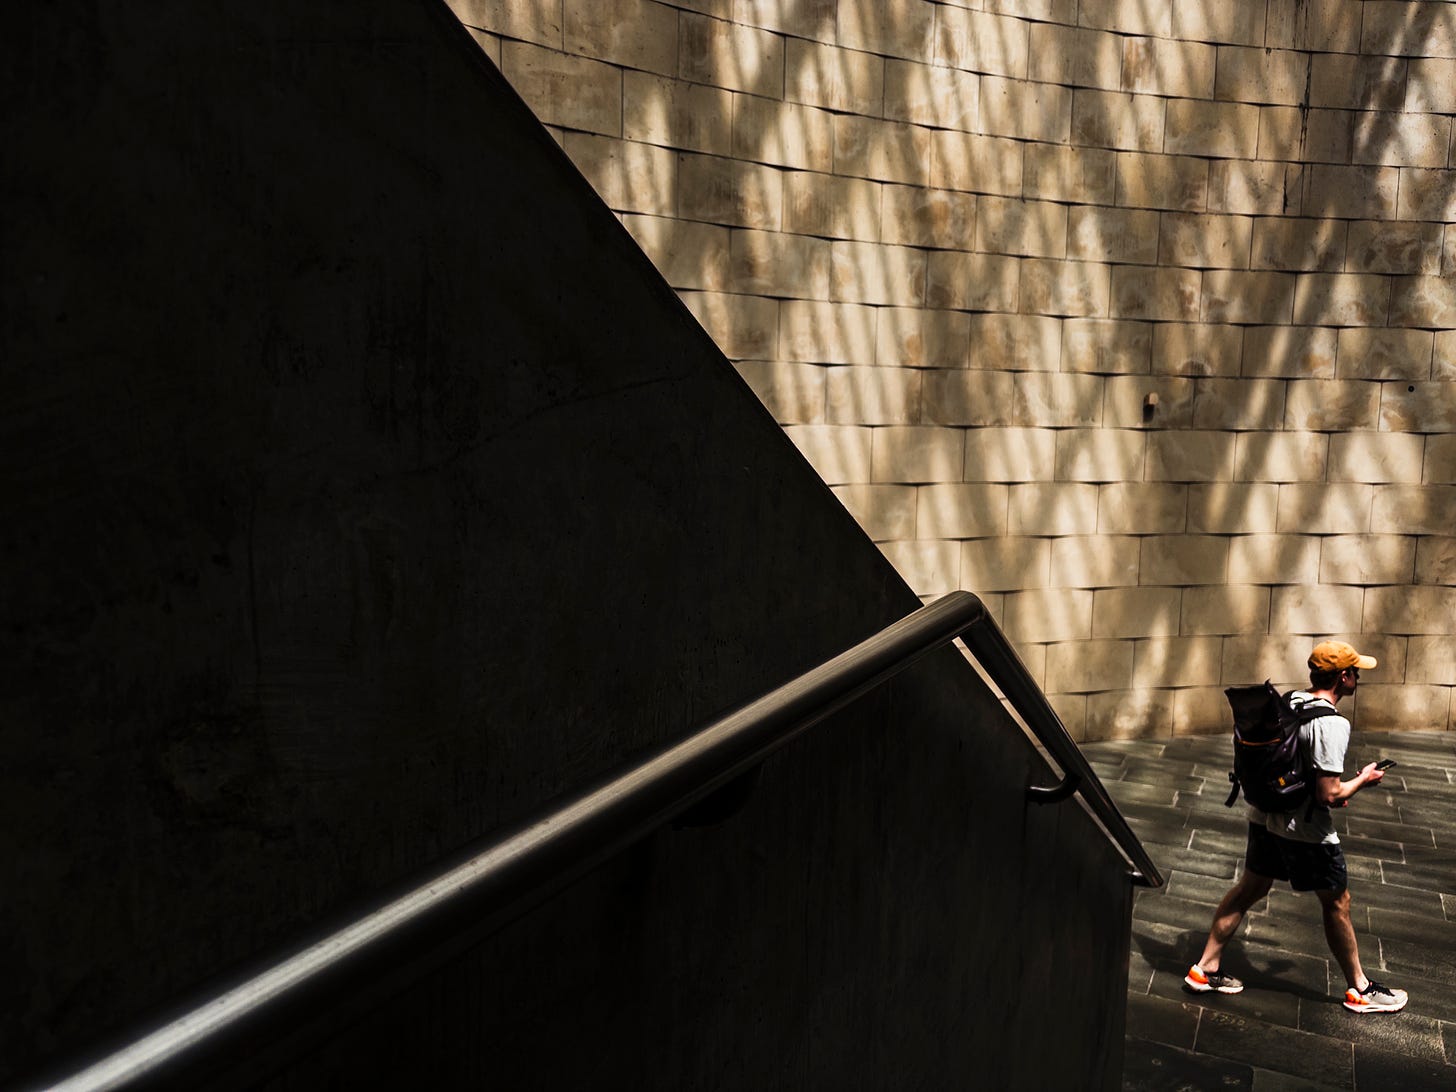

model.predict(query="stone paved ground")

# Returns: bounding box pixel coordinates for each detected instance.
[1082,730,1456,1092]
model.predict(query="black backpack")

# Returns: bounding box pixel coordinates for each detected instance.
[1223,681,1337,815]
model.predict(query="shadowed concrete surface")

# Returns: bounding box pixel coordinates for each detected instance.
[1085,731,1456,1091]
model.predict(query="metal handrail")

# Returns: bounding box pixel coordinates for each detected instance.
[29,590,1160,1091]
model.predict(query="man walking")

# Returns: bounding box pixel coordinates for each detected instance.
[1184,640,1408,1014]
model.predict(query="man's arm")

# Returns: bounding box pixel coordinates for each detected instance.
[1316,764,1385,808]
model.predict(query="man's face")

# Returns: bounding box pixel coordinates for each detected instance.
[1338,666,1360,696]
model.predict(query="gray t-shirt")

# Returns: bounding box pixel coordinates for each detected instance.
[1247,691,1349,845]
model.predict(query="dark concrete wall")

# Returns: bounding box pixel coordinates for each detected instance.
[3,2,1134,1087]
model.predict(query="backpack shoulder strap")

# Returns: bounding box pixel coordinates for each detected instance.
[1283,691,1338,723]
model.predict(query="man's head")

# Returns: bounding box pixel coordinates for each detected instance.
[1308,640,1377,694]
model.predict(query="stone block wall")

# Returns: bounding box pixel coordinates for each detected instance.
[450,0,1456,739]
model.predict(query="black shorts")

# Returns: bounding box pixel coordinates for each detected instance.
[1244,823,1348,893]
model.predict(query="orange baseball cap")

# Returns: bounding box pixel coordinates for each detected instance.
[1308,640,1377,672]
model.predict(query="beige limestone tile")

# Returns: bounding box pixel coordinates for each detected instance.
[1071,89,1166,152]
[1381,381,1456,432]
[779,299,878,363]
[1362,585,1456,637]
[784,424,874,483]
[1187,483,1279,533]
[1200,270,1296,325]
[1145,431,1237,482]
[827,366,922,425]
[881,538,962,596]
[1278,482,1375,533]
[1093,587,1183,639]
[1320,534,1417,585]
[680,290,780,358]
[1215,45,1309,106]
[503,40,623,134]
[1086,688,1178,741]
[1220,636,1317,688]
[834,115,931,187]
[1079,0,1172,38]
[1025,144,1117,205]
[624,215,730,290]
[1133,637,1224,688]
[1406,635,1451,682]
[1116,151,1210,212]
[679,153,784,229]
[1153,324,1243,378]
[1397,169,1456,222]
[673,0,731,13]
[1048,691,1089,741]
[1292,273,1391,327]
[838,0,935,61]
[1270,584,1366,635]
[884,58,980,132]
[1415,535,1456,583]
[1427,435,1456,483]
[1173,0,1264,46]
[736,0,836,39]
[926,251,1021,311]
[1241,326,1338,379]
[1161,212,1253,270]
[975,197,1068,259]
[1121,35,1214,98]
[1345,220,1443,276]
[459,24,502,63]
[935,7,1030,79]
[1190,378,1284,430]
[1004,588,1095,643]
[1049,535,1142,588]
[732,95,834,172]
[1029,23,1123,89]
[680,14,785,98]
[1054,429,1146,482]
[1062,320,1153,375]
[1020,259,1112,318]
[881,184,976,249]
[1353,683,1453,733]
[1209,159,1303,216]
[1235,431,1328,483]
[1266,0,1360,52]
[829,240,927,307]
[1110,266,1201,321]
[1390,275,1456,328]
[1352,112,1452,170]
[1302,165,1399,220]
[1362,2,1456,60]
[1250,218,1346,273]
[1446,233,1456,279]
[929,130,1025,196]
[1439,329,1456,377]
[1066,206,1159,264]
[784,38,883,114]
[872,426,966,483]
[1165,100,1260,159]
[1181,585,1273,636]
[1406,57,1456,113]
[734,360,825,422]
[1045,639,1137,693]
[916,483,1011,538]
[1099,482,1189,533]
[783,171,882,241]
[1103,375,1195,428]
[727,228,830,298]
[1258,106,1350,165]
[1140,534,1230,586]
[1227,533,1320,584]
[1335,328,1433,381]
[1283,379,1381,431]
[449,0,560,44]
[927,371,1103,427]
[961,536,1051,592]
[1008,482,1101,535]
[563,0,676,74]
[965,314,1062,372]
[832,482,916,540]
[964,427,1058,482]
[984,0,1078,21]
[1311,53,1408,111]
[564,134,678,215]
[876,308,971,368]
[979,76,1072,143]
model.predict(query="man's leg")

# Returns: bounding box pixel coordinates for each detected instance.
[1314,887,1365,989]
[1196,867,1274,973]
